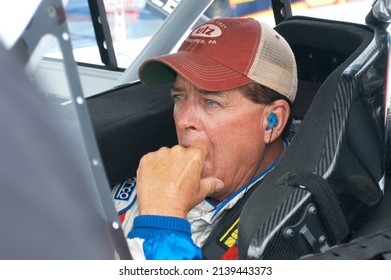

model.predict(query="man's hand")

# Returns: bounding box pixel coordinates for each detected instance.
[136,139,224,218]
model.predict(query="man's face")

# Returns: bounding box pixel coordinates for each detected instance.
[171,75,268,199]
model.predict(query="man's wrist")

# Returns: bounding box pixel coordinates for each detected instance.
[138,204,187,219]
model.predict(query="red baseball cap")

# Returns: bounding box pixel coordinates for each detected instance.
[138,17,297,103]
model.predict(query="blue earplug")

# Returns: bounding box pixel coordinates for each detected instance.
[266,113,278,130]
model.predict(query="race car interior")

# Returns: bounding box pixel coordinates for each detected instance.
[11,0,388,260]
[5,0,390,261]
[86,5,391,259]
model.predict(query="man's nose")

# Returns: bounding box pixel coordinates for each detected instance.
[175,103,200,131]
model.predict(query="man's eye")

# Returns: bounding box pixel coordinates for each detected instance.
[171,94,184,102]
[205,99,219,107]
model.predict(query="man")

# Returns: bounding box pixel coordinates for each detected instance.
[112,17,297,259]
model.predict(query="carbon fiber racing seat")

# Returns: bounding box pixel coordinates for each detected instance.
[237,15,388,259]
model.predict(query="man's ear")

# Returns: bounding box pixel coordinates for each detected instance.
[263,99,291,144]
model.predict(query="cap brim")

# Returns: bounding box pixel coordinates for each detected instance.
[138,51,252,91]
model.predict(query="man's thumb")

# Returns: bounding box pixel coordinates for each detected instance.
[200,177,224,197]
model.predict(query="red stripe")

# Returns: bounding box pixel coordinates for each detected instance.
[119,212,126,224]
[221,244,238,260]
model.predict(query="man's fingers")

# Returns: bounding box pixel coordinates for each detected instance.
[200,177,224,197]
[190,139,208,159]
